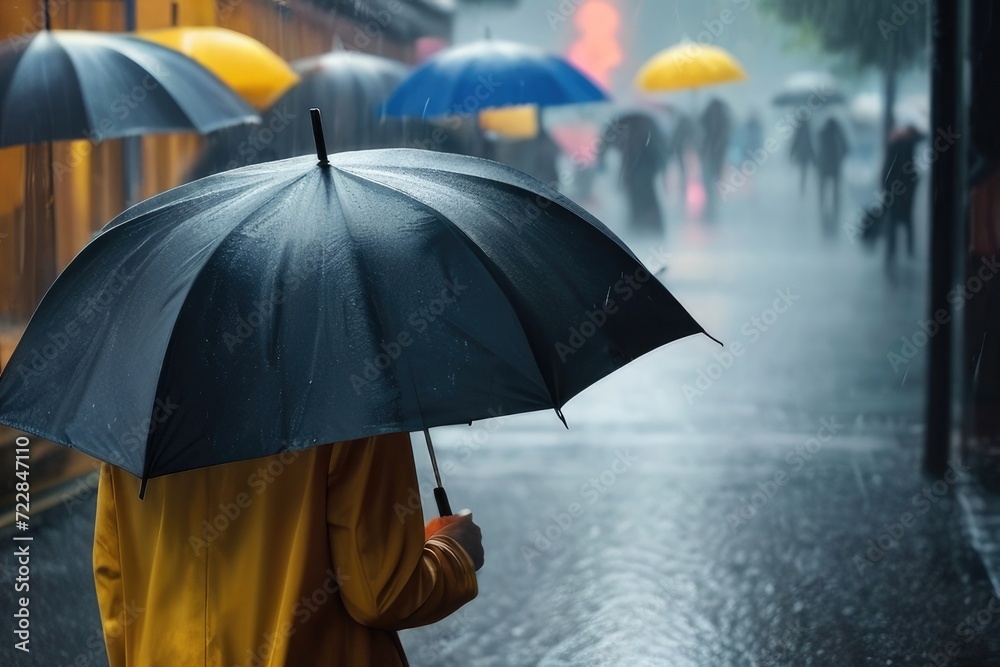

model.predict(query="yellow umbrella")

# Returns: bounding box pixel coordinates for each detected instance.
[138,27,298,109]
[635,43,746,92]
[479,105,539,140]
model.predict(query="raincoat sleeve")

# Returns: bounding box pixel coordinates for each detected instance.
[326,433,478,630]
[93,463,127,666]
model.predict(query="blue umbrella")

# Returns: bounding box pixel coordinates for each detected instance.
[383,39,608,119]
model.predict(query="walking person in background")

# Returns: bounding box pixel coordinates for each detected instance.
[699,98,733,222]
[816,117,850,236]
[598,111,670,234]
[790,120,814,196]
[881,123,927,271]
[528,126,563,191]
[666,109,698,212]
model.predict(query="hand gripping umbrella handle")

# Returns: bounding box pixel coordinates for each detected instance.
[424,427,453,517]
[434,486,453,517]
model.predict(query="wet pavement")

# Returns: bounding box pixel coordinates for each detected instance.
[3,159,1000,665]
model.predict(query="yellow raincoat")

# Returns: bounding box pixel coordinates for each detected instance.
[93,432,478,666]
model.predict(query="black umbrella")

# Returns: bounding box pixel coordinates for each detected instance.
[283,50,410,153]
[0,111,709,509]
[0,29,258,147]
[187,50,409,179]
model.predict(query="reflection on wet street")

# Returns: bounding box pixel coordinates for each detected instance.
[401,166,1000,665]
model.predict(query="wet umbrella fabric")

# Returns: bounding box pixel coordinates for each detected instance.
[0,30,258,147]
[187,51,409,180]
[283,51,409,152]
[382,40,608,118]
[0,149,706,483]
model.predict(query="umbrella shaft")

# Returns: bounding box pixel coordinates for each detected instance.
[423,427,443,488]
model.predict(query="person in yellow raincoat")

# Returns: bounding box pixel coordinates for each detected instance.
[92,431,483,666]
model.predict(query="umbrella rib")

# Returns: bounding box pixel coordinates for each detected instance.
[141,170,313,478]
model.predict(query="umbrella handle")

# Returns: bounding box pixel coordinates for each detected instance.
[434,486,453,517]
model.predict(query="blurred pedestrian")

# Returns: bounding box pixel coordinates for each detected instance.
[699,98,732,221]
[743,111,764,157]
[599,111,670,234]
[816,117,850,235]
[528,127,563,190]
[666,110,698,212]
[94,432,483,666]
[790,120,814,195]
[881,124,927,270]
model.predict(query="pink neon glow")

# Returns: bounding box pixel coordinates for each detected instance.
[566,1,622,89]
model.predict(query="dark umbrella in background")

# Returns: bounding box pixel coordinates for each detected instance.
[188,50,409,179]
[0,12,259,319]
[0,111,710,514]
[283,50,410,153]
[0,29,258,147]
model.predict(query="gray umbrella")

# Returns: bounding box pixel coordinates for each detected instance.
[187,50,411,179]
[0,30,258,147]
[772,71,845,107]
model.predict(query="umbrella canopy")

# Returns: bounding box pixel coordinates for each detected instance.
[635,43,746,93]
[383,39,609,118]
[772,71,845,106]
[0,30,258,148]
[137,27,299,109]
[0,145,706,484]
[186,51,410,180]
[279,51,410,153]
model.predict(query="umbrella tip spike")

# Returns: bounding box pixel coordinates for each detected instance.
[139,476,148,500]
[704,331,724,347]
[310,108,330,167]
[555,407,568,429]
